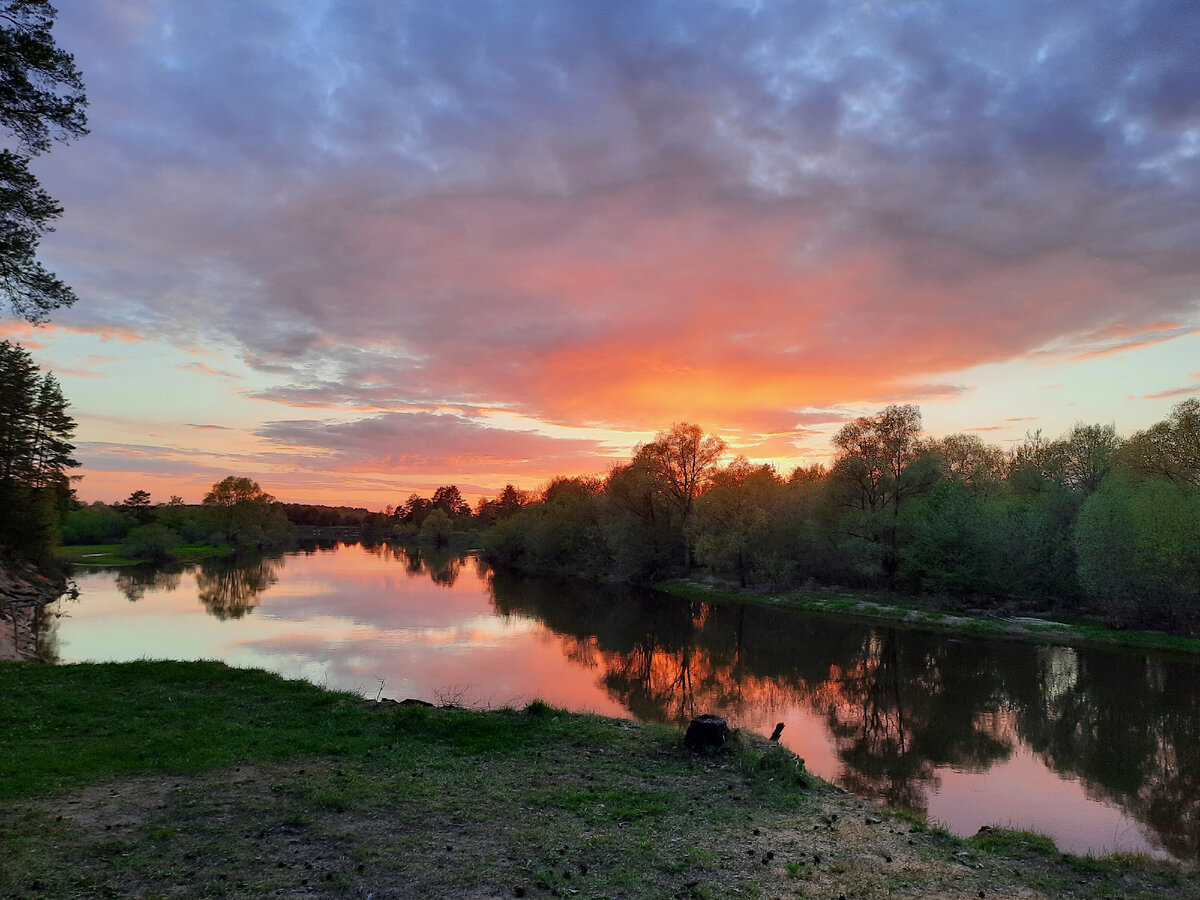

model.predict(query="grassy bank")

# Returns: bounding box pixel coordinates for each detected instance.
[56,543,235,567]
[658,579,1200,657]
[0,661,1193,899]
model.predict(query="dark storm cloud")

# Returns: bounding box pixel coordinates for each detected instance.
[40,0,1200,429]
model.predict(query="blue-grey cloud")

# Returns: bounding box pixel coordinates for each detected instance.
[33,0,1200,432]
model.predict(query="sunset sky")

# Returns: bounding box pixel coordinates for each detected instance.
[5,1,1198,506]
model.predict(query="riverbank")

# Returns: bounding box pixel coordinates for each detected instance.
[0,559,67,661]
[56,543,236,567]
[0,660,1193,899]
[658,578,1200,656]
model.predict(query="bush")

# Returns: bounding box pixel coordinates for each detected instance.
[121,524,180,564]
[61,502,134,544]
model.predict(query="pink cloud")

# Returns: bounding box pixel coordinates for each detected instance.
[1142,385,1199,400]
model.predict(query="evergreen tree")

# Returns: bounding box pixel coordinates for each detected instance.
[0,0,88,320]
[0,338,76,559]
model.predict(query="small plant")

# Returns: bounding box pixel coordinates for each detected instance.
[524,699,555,716]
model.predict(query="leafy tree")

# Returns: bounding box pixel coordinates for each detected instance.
[686,460,777,588]
[600,458,679,580]
[418,507,453,546]
[635,422,726,567]
[1114,399,1200,488]
[829,404,938,582]
[0,0,88,321]
[927,433,1006,487]
[476,483,533,524]
[1056,423,1122,493]
[397,492,434,525]
[201,476,289,548]
[61,500,132,544]
[430,484,471,519]
[1074,475,1200,630]
[120,522,179,564]
[899,480,1001,595]
[521,477,608,574]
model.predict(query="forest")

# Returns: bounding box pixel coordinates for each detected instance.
[463,405,1200,634]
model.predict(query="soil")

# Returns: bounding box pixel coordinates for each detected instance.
[12,753,1193,900]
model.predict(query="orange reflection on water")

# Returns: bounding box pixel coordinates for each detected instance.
[53,542,1197,862]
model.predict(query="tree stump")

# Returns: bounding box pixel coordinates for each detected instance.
[684,714,729,751]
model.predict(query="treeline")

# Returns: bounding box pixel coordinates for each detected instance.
[62,477,294,562]
[467,405,1200,633]
[0,340,75,566]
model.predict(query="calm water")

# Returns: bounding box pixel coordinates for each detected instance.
[47,541,1199,862]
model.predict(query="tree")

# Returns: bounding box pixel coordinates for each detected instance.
[0,338,74,559]
[689,459,780,586]
[635,422,726,567]
[829,404,938,582]
[1074,475,1200,630]
[418,507,453,547]
[927,433,1006,487]
[202,476,288,548]
[397,492,433,525]
[430,484,471,518]
[1114,399,1200,488]
[120,489,153,524]
[0,0,88,321]
[1057,423,1122,493]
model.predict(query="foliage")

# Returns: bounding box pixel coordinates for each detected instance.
[417,507,453,546]
[120,488,153,524]
[828,404,939,582]
[1074,475,1200,630]
[468,404,1200,633]
[61,500,133,544]
[0,0,87,320]
[202,476,290,548]
[120,523,180,564]
[0,339,74,560]
[689,459,777,586]
[1114,399,1200,488]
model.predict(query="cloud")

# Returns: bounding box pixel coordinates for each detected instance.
[257,410,620,477]
[179,361,241,378]
[1142,385,1199,400]
[35,0,1200,476]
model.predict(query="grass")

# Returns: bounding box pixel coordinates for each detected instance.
[657,579,1200,656]
[1,660,1194,899]
[56,543,234,566]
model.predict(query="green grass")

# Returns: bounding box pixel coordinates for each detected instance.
[56,542,234,566]
[0,661,1193,900]
[657,579,1200,656]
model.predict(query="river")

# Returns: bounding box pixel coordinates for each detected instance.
[44,540,1200,863]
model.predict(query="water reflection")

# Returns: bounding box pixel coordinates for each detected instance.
[115,566,183,602]
[361,542,464,587]
[197,556,284,620]
[486,569,1200,860]
[58,544,1200,861]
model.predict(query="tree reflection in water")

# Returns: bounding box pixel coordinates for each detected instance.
[487,568,1200,859]
[360,542,463,587]
[196,556,283,620]
[115,567,182,602]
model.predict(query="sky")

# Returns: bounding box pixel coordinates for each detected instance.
[4,0,1199,507]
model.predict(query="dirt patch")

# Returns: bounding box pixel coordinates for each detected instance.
[7,761,1178,900]
[3,701,1193,900]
